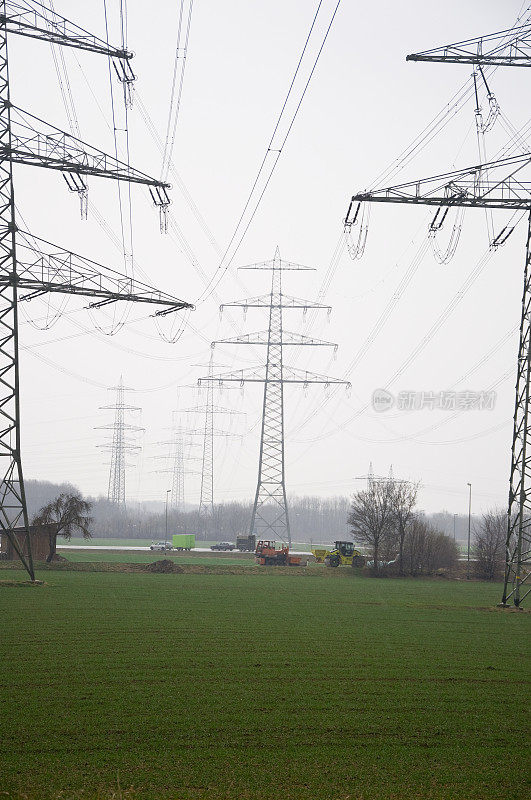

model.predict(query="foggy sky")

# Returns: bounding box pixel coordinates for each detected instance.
[15,0,528,515]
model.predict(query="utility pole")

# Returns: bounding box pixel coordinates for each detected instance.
[0,4,193,580]
[396,18,531,606]
[453,513,457,542]
[97,377,142,509]
[467,483,472,580]
[199,248,350,548]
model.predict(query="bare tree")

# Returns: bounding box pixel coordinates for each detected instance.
[348,480,395,571]
[474,509,506,580]
[390,481,419,575]
[32,493,93,562]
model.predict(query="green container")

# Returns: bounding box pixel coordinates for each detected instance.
[172,533,195,550]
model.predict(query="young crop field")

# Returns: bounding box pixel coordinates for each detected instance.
[0,568,528,800]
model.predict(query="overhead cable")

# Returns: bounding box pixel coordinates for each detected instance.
[195,0,342,305]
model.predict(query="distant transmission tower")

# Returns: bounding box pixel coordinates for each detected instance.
[345,18,531,606]
[0,4,192,580]
[171,437,185,510]
[97,378,142,508]
[199,356,215,526]
[199,248,350,547]
[356,462,375,490]
[182,357,244,538]
[154,430,201,511]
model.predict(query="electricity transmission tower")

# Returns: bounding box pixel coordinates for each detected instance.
[97,377,142,508]
[170,437,185,511]
[406,20,531,67]
[356,462,375,490]
[167,412,236,537]
[356,463,404,490]
[344,20,531,606]
[154,432,202,511]
[199,248,350,547]
[197,356,216,531]
[154,436,185,509]
[182,358,244,538]
[0,3,193,580]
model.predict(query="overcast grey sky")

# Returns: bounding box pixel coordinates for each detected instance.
[13,0,530,514]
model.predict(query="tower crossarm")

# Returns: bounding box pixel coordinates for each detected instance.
[214,330,338,348]
[98,412,142,419]
[9,107,169,191]
[239,258,315,271]
[346,153,531,215]
[14,232,193,312]
[198,365,351,387]
[406,21,531,67]
[3,1,132,59]
[154,429,235,440]
[97,440,141,448]
[180,405,245,415]
[220,293,332,312]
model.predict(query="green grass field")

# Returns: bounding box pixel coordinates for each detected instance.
[0,568,528,800]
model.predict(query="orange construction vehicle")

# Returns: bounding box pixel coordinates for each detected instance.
[255,540,304,566]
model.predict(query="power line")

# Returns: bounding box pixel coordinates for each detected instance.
[195,0,342,305]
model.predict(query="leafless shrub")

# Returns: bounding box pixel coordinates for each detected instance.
[402,518,458,576]
[474,509,506,580]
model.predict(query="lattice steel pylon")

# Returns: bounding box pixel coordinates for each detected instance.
[406,17,531,67]
[182,357,243,538]
[199,248,350,547]
[171,437,185,511]
[198,355,214,528]
[97,377,142,509]
[344,25,531,605]
[154,430,202,511]
[0,3,193,579]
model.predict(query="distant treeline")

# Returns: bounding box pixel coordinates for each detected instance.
[24,479,478,543]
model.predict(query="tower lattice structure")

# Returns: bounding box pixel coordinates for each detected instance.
[0,2,192,579]
[199,248,350,547]
[171,436,185,511]
[154,430,202,512]
[97,377,142,508]
[345,16,531,606]
[182,357,243,538]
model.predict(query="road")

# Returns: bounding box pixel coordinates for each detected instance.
[56,544,313,556]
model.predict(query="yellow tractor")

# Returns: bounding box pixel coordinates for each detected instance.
[312,540,365,567]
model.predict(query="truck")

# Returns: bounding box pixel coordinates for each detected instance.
[255,540,306,567]
[172,533,195,551]
[311,540,365,567]
[236,534,256,552]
